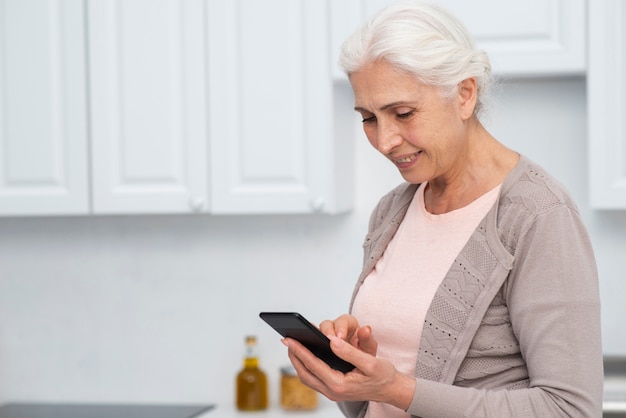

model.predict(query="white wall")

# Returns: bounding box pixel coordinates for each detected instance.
[0,76,624,406]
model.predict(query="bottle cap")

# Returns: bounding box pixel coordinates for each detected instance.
[280,365,297,376]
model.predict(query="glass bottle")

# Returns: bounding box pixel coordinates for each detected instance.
[236,335,268,411]
[280,366,318,410]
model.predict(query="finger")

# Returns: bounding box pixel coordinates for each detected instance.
[328,335,376,373]
[357,325,378,356]
[334,314,360,341]
[319,320,337,337]
[283,337,334,376]
[283,338,343,398]
[286,342,327,390]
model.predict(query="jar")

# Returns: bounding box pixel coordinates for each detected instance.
[280,366,318,411]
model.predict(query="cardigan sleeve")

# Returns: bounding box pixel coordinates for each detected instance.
[405,204,603,418]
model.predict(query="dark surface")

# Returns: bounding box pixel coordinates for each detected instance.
[260,312,355,373]
[0,404,214,418]
[604,356,626,418]
[606,356,626,376]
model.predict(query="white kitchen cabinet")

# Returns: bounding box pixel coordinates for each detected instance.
[588,0,626,209]
[87,0,209,214]
[1,0,353,217]
[0,0,89,216]
[330,0,586,80]
[1,0,590,217]
[206,0,354,214]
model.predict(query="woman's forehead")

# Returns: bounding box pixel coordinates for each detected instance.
[350,62,434,110]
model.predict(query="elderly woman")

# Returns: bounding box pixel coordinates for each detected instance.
[281,1,603,417]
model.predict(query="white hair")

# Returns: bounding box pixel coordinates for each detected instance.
[339,0,493,115]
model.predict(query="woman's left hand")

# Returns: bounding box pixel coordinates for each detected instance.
[282,333,415,410]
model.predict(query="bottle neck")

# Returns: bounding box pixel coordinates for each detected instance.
[243,356,259,368]
[243,342,260,368]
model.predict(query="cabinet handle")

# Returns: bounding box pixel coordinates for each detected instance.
[189,197,206,212]
[309,197,326,213]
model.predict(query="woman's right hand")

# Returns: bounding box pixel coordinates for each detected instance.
[283,317,415,410]
[319,314,378,357]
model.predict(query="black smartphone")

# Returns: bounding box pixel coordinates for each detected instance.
[259,312,355,373]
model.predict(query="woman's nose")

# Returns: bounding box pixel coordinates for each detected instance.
[376,121,402,154]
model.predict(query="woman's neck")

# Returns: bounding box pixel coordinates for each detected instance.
[424,123,519,214]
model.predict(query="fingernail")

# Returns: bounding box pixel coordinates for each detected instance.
[329,335,342,348]
[281,338,288,347]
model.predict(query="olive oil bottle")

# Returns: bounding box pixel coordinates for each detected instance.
[236,335,268,411]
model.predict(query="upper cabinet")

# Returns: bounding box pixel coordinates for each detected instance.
[206,0,353,214]
[87,0,209,214]
[0,0,598,216]
[588,0,626,209]
[330,0,586,79]
[0,0,88,216]
[0,0,353,216]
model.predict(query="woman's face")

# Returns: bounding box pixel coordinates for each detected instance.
[349,60,473,185]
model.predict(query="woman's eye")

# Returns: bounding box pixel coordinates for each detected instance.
[362,115,376,123]
[397,110,414,119]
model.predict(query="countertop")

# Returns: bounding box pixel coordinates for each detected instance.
[195,399,343,417]
[0,403,342,418]
[0,404,215,418]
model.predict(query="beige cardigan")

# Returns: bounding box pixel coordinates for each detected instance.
[339,156,603,418]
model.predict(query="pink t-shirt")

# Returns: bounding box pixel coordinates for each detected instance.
[352,182,501,418]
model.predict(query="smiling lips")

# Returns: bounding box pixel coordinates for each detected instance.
[392,151,421,167]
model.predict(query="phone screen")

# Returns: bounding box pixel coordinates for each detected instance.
[259,312,355,373]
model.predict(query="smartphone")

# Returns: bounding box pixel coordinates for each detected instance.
[259,312,355,373]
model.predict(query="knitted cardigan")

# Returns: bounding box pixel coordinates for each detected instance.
[338,156,603,418]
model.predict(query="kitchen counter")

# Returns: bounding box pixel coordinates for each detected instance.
[0,404,215,418]
[195,399,343,417]
[0,402,342,418]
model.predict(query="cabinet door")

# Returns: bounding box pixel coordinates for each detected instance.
[331,0,586,79]
[206,0,353,214]
[88,0,208,214]
[0,0,88,216]
[588,0,626,208]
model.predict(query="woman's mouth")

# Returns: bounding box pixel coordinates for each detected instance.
[392,151,421,167]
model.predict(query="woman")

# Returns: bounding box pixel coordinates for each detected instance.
[282,1,603,417]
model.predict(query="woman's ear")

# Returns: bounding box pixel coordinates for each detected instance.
[458,78,478,120]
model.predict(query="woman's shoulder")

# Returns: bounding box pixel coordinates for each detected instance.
[500,155,580,215]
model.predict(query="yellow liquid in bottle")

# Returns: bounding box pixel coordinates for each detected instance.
[236,336,268,411]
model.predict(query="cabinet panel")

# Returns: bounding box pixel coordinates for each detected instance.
[331,0,586,79]
[207,0,353,214]
[88,0,208,214]
[0,0,88,216]
[588,0,626,208]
